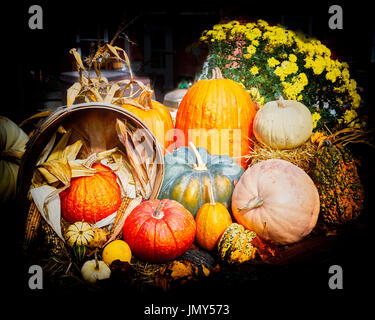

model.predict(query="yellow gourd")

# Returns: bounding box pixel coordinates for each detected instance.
[102,240,132,266]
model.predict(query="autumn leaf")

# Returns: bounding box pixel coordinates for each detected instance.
[250,236,279,261]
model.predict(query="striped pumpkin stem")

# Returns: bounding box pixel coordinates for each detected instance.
[189,141,208,171]
[211,67,224,80]
[208,182,216,206]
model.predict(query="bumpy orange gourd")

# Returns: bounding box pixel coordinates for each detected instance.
[121,87,174,153]
[195,184,232,251]
[175,67,257,168]
[60,163,121,224]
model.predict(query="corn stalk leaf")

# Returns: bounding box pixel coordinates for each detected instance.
[18,110,53,128]
[61,140,83,160]
[70,48,86,72]
[67,82,82,106]
[104,83,121,104]
[38,158,71,185]
[46,130,72,162]
[36,132,57,166]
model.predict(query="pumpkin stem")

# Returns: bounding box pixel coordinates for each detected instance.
[211,67,224,80]
[238,196,264,212]
[138,86,154,110]
[277,96,287,108]
[208,182,216,206]
[189,141,208,171]
[152,200,165,219]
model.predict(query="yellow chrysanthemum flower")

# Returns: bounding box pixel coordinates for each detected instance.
[250,66,259,75]
[267,57,280,68]
[312,112,321,129]
[289,54,297,63]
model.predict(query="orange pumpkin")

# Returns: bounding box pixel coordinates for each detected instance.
[121,87,174,153]
[175,67,257,168]
[123,199,196,263]
[195,183,232,251]
[60,163,122,224]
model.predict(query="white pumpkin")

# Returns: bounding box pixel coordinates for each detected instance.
[81,259,111,283]
[0,116,29,203]
[253,96,313,149]
[232,159,320,245]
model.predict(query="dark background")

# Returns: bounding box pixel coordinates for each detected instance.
[5,1,375,123]
[4,0,375,315]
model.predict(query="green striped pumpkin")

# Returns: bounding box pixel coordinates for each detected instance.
[72,245,87,263]
[218,223,257,264]
[158,143,243,217]
[65,221,94,247]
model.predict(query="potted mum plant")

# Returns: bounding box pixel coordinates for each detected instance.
[198,19,365,131]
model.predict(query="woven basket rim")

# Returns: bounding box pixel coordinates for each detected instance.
[17,102,165,206]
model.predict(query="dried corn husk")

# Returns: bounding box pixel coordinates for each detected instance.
[30,184,64,240]
[116,119,155,198]
[67,43,136,106]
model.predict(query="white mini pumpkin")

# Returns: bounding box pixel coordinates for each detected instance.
[253,96,313,149]
[81,259,111,283]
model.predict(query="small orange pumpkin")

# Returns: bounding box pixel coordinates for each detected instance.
[121,87,174,153]
[195,183,233,251]
[60,163,122,224]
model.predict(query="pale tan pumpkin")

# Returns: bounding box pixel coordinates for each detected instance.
[232,159,320,245]
[253,96,313,149]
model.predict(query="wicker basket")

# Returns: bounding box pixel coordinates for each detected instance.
[17,102,165,208]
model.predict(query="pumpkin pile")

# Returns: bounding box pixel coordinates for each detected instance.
[10,32,370,292]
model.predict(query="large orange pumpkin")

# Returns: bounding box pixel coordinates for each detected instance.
[175,67,257,168]
[60,163,122,224]
[123,199,196,263]
[121,87,174,153]
[232,159,320,245]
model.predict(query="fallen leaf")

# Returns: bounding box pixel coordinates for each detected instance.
[251,236,279,261]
